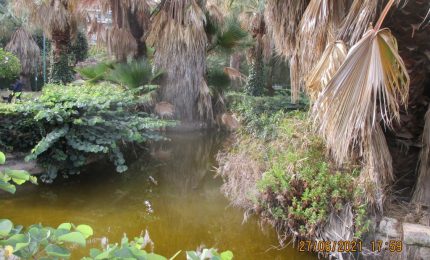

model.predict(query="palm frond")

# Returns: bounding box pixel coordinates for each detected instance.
[108,59,159,89]
[297,0,346,82]
[337,0,378,46]
[106,26,138,61]
[313,27,409,166]
[264,0,309,59]
[5,28,40,75]
[148,0,212,122]
[305,41,347,102]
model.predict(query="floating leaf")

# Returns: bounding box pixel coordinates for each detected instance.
[0,219,13,237]
[76,224,93,239]
[45,244,71,258]
[57,232,86,247]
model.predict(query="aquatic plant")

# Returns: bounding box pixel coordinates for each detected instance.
[0,219,233,260]
[0,151,37,194]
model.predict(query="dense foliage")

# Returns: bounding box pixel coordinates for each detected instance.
[0,83,173,182]
[0,151,37,194]
[0,219,233,260]
[0,48,20,85]
[218,97,369,241]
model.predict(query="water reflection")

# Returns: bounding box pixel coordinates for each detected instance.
[0,132,315,260]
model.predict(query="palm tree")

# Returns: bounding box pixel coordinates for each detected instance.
[84,0,151,61]
[147,0,212,124]
[0,2,40,90]
[5,28,41,90]
[11,0,82,84]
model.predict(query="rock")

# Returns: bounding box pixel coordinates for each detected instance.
[403,222,430,247]
[419,247,430,259]
[378,217,401,238]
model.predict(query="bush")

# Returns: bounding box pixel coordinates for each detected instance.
[0,48,21,86]
[0,83,174,182]
[218,109,369,242]
[227,93,307,139]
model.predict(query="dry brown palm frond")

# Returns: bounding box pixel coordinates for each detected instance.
[148,0,211,122]
[107,26,138,61]
[337,0,378,47]
[360,122,394,212]
[224,67,246,82]
[296,0,346,83]
[289,51,300,103]
[264,0,309,59]
[412,106,430,206]
[305,41,348,102]
[12,0,81,42]
[206,2,225,26]
[313,26,410,166]
[5,28,41,75]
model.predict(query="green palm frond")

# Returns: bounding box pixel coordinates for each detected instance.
[75,62,114,84]
[107,59,162,89]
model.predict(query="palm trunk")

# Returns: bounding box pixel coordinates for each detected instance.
[149,0,212,124]
[229,53,242,90]
[49,31,74,84]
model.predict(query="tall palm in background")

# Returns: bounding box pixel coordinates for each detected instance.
[147,0,212,123]
[11,0,82,83]
[0,2,40,90]
[83,0,151,61]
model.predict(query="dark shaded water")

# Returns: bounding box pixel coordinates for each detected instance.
[0,132,315,260]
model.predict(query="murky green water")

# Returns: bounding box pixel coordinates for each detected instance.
[0,132,316,260]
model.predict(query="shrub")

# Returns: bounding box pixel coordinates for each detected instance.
[0,48,21,85]
[218,109,369,242]
[76,59,163,89]
[0,83,174,182]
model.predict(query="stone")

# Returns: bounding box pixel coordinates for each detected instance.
[419,247,430,260]
[403,222,430,247]
[378,217,401,238]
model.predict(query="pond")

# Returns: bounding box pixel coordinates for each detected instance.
[0,132,316,260]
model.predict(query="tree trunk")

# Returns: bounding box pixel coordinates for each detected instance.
[385,1,430,203]
[49,30,74,84]
[150,0,212,125]
[229,53,242,90]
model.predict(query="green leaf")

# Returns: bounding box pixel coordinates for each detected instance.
[1,234,29,252]
[0,151,5,164]
[0,180,16,194]
[220,251,234,260]
[0,219,13,237]
[146,253,167,260]
[5,169,31,183]
[45,244,71,258]
[76,224,93,239]
[57,223,72,231]
[57,231,86,247]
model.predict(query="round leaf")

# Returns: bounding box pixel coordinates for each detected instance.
[57,231,86,247]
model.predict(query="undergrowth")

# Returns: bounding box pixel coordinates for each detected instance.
[218,98,370,242]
